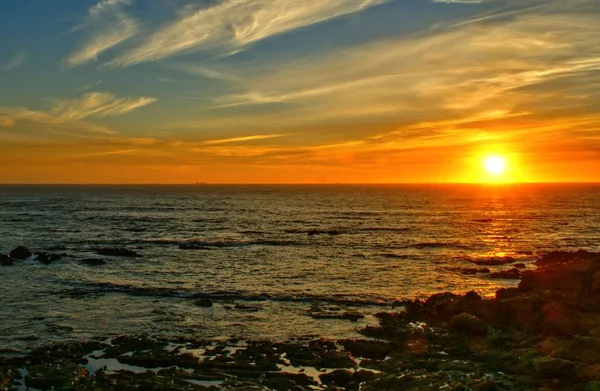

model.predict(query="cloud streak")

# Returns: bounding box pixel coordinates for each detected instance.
[1,52,26,70]
[0,92,156,135]
[106,0,387,67]
[65,0,138,67]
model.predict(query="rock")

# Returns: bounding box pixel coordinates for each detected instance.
[472,256,515,266]
[80,258,107,266]
[513,263,527,269]
[320,369,354,386]
[593,271,600,291]
[449,312,487,335]
[35,252,64,265]
[234,304,261,312]
[495,288,520,300]
[460,267,491,275]
[194,298,213,307]
[10,246,32,260]
[0,254,14,266]
[533,356,578,379]
[94,247,141,257]
[490,268,521,279]
[341,339,392,360]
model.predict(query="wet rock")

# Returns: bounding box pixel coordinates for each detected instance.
[35,252,64,265]
[472,256,515,266]
[234,303,261,312]
[10,246,32,260]
[80,258,107,266]
[536,250,600,266]
[194,298,213,307]
[449,312,487,336]
[0,254,14,266]
[341,339,393,360]
[489,268,521,279]
[94,247,141,257]
[533,356,578,379]
[495,287,520,300]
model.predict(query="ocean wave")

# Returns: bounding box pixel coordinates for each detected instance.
[57,282,394,306]
[404,242,471,250]
[143,238,302,248]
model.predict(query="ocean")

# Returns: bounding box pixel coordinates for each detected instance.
[1,184,599,350]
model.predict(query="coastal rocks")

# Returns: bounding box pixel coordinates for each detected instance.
[93,247,141,258]
[449,312,487,336]
[0,254,14,266]
[489,267,521,279]
[35,252,64,265]
[340,340,393,360]
[471,256,515,266]
[532,356,578,379]
[308,303,365,322]
[9,246,32,260]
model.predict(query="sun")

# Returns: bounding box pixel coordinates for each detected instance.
[484,155,506,176]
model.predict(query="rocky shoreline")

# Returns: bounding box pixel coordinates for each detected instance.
[3,250,600,390]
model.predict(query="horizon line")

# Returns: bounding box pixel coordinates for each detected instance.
[1,182,599,186]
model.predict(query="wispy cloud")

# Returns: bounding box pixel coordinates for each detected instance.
[49,92,157,121]
[1,52,26,70]
[201,134,290,145]
[65,0,138,67]
[203,0,600,130]
[106,0,388,67]
[171,64,238,81]
[0,92,156,134]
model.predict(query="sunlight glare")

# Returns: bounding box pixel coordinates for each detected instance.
[484,156,506,176]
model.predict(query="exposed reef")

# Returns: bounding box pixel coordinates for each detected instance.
[2,250,600,390]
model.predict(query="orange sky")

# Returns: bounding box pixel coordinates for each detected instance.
[1,0,600,183]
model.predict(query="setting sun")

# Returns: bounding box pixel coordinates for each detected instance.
[484,156,507,176]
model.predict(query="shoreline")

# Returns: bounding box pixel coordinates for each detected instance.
[3,250,600,390]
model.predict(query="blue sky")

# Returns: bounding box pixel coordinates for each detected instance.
[1,0,600,183]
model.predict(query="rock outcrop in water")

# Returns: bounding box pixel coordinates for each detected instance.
[9,246,32,260]
[3,250,600,390]
[0,254,14,266]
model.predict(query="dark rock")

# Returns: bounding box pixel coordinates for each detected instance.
[10,246,32,260]
[533,356,578,379]
[495,288,520,300]
[449,312,487,335]
[513,263,527,269]
[194,298,213,307]
[35,252,64,265]
[80,258,107,266]
[94,247,141,257]
[459,267,491,275]
[0,254,14,266]
[234,304,260,312]
[489,268,521,279]
[472,256,515,266]
[341,340,392,360]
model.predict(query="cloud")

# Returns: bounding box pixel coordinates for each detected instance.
[0,92,156,134]
[49,92,157,121]
[201,134,290,145]
[201,0,600,130]
[171,64,238,81]
[65,0,138,67]
[106,0,388,67]
[1,52,26,70]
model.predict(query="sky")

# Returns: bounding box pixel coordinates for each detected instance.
[1,0,599,184]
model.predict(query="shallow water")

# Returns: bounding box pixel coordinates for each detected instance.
[1,184,599,350]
